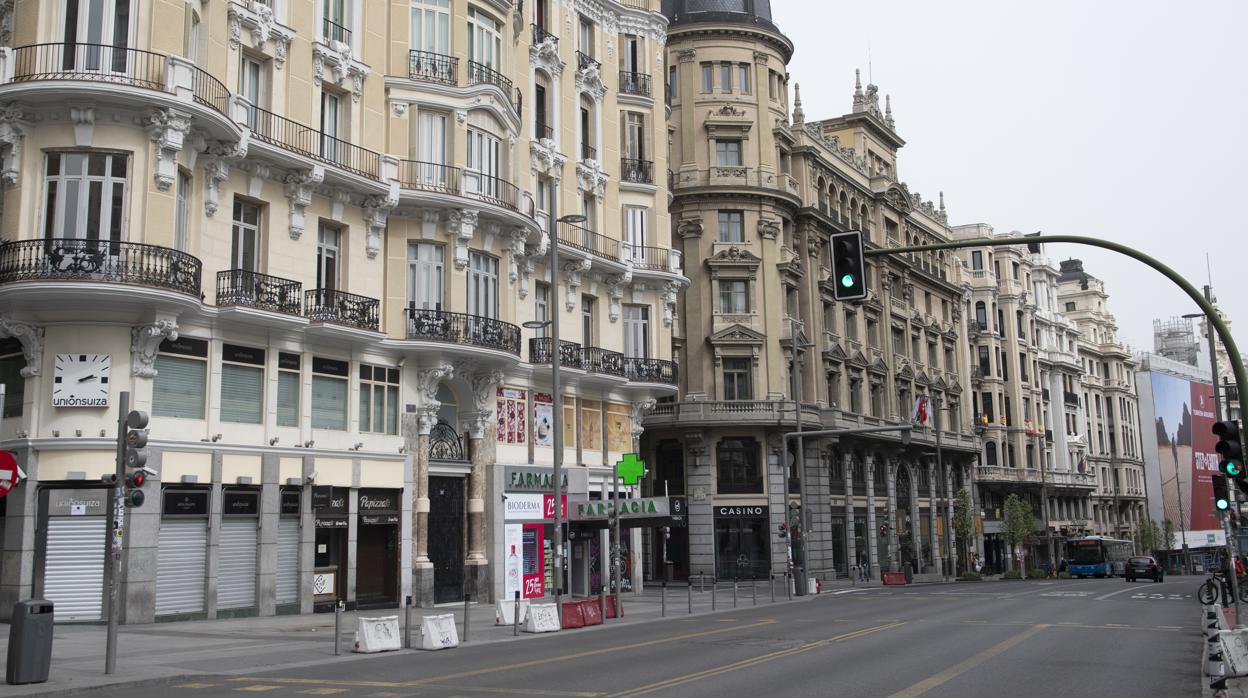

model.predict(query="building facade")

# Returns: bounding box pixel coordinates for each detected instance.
[640,0,979,585]
[0,0,682,622]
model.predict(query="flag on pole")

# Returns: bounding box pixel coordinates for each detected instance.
[911,396,929,425]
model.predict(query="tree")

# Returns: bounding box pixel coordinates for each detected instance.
[1162,518,1177,550]
[1002,493,1038,574]
[953,488,976,573]
[1134,520,1162,557]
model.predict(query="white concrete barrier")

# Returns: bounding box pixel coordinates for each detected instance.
[354,616,401,653]
[523,603,561,633]
[496,599,530,626]
[419,613,460,650]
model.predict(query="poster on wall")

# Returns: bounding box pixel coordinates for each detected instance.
[497,387,527,445]
[581,400,602,451]
[1151,372,1219,534]
[524,523,546,599]
[606,403,631,453]
[533,393,554,447]
[504,524,523,598]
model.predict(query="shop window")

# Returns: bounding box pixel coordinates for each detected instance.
[152,337,209,419]
[311,357,349,430]
[276,352,301,428]
[359,363,400,435]
[717,436,761,494]
[220,344,265,424]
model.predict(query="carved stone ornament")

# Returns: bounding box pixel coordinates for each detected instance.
[0,0,13,48]
[575,62,607,103]
[416,362,454,434]
[312,39,369,101]
[505,227,528,287]
[0,103,27,186]
[447,209,479,270]
[530,138,567,180]
[661,281,680,327]
[562,259,592,311]
[131,320,178,378]
[575,157,610,198]
[758,218,781,240]
[630,398,657,439]
[604,274,627,322]
[284,166,325,240]
[0,318,43,378]
[362,192,398,259]
[227,0,294,68]
[529,37,564,77]
[200,135,249,216]
[144,108,193,192]
[676,218,704,239]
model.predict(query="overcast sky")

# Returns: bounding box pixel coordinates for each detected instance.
[773,0,1248,355]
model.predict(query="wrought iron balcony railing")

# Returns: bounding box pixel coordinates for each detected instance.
[619,70,652,96]
[322,17,351,45]
[620,158,653,184]
[576,51,600,72]
[250,104,381,179]
[0,238,202,297]
[581,142,597,161]
[467,60,516,106]
[408,50,458,86]
[396,161,524,213]
[12,43,166,90]
[304,288,379,331]
[558,222,619,262]
[407,307,521,356]
[623,244,682,273]
[534,122,555,140]
[216,269,302,315]
[529,338,584,369]
[622,357,678,385]
[531,23,559,46]
[582,346,625,377]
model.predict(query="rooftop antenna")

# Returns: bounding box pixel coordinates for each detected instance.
[1207,252,1213,286]
[868,42,873,83]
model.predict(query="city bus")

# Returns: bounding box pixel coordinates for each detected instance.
[1067,536,1133,577]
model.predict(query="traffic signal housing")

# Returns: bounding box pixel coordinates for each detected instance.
[124,410,149,507]
[1215,420,1244,478]
[1213,474,1231,513]
[830,231,867,301]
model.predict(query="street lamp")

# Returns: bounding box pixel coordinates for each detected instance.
[523,211,586,607]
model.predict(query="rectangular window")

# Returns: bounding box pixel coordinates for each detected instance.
[407,242,444,311]
[723,358,752,401]
[717,437,761,493]
[623,112,645,160]
[719,62,731,92]
[718,210,743,242]
[42,152,127,241]
[466,127,501,198]
[715,140,742,167]
[623,305,649,358]
[359,364,400,435]
[667,65,677,100]
[323,0,348,42]
[410,0,451,55]
[534,282,550,339]
[0,340,25,418]
[220,344,265,424]
[231,199,260,271]
[152,338,209,419]
[239,54,264,128]
[467,7,502,70]
[320,89,342,162]
[701,62,712,92]
[276,352,300,428]
[581,294,595,345]
[624,206,647,263]
[311,357,349,430]
[719,280,748,314]
[317,222,340,291]
[738,63,750,94]
[768,69,778,99]
[971,251,983,270]
[416,110,448,176]
[174,170,190,252]
[467,251,499,319]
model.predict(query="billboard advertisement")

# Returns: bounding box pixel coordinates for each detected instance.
[1152,372,1219,535]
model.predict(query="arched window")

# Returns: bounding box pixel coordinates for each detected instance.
[985,441,998,465]
[817,178,828,213]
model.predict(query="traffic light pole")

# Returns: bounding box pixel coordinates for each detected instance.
[869,235,1248,623]
[104,390,129,674]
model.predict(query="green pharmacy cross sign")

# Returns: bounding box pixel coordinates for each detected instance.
[616,453,646,486]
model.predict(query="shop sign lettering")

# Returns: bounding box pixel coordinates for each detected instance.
[715,506,767,518]
[570,496,671,521]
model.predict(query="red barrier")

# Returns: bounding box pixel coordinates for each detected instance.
[580,599,603,626]
[604,594,623,618]
[560,601,585,629]
[882,572,907,585]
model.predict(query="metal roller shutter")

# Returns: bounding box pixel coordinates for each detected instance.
[155,519,207,615]
[218,520,257,609]
[276,518,299,605]
[44,517,105,622]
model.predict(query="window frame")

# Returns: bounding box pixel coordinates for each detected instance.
[41,151,129,242]
[358,363,400,435]
[722,357,752,401]
[717,210,744,242]
[717,436,762,494]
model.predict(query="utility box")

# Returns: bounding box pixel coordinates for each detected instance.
[7,600,54,685]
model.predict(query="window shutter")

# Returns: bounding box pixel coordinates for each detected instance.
[277,371,300,427]
[153,355,206,419]
[220,364,263,423]
[311,375,347,430]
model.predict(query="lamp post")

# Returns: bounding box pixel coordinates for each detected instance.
[524,212,586,607]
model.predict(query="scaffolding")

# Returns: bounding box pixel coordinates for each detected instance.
[1153,316,1199,366]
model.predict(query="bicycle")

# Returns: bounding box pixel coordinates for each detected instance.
[1197,571,1248,605]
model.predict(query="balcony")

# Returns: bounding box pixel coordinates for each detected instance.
[406,308,521,355]
[534,122,555,141]
[581,142,598,161]
[408,50,458,86]
[304,288,379,331]
[622,357,678,385]
[529,337,583,369]
[216,269,301,314]
[531,24,559,47]
[321,17,351,45]
[576,51,600,73]
[620,158,654,184]
[669,168,798,198]
[581,346,625,377]
[0,238,202,297]
[250,105,381,179]
[466,60,517,109]
[558,222,619,262]
[619,70,652,97]
[1063,391,1080,406]
[644,400,823,428]
[623,244,682,274]
[396,161,523,212]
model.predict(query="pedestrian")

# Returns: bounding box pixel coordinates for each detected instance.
[858,563,867,581]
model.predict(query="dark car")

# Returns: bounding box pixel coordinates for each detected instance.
[1125,556,1163,583]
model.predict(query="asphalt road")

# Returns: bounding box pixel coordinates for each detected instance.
[92,577,1201,698]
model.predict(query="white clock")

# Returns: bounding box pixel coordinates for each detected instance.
[53,354,111,407]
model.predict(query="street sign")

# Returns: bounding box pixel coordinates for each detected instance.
[0,451,21,499]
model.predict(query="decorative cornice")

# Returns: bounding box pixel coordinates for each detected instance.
[144,108,193,192]
[0,318,42,378]
[312,39,369,101]
[283,166,325,240]
[227,0,295,68]
[130,321,178,378]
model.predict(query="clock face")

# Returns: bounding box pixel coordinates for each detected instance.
[53,354,111,407]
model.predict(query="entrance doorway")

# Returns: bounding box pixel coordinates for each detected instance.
[356,524,398,608]
[429,476,464,603]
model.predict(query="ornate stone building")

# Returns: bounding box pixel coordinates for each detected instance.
[641,0,979,583]
[0,0,680,622]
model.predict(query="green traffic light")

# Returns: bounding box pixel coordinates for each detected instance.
[1218,497,1231,511]
[841,274,855,288]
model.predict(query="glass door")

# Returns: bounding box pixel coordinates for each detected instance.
[465,128,501,199]
[407,243,444,311]
[623,305,648,359]
[62,0,132,74]
[624,206,646,264]
[417,111,448,188]
[321,91,341,164]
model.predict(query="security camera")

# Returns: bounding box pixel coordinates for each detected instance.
[306,471,318,485]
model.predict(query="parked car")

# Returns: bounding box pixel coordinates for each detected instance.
[1125,556,1164,583]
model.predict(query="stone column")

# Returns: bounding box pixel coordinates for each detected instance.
[465,370,502,601]
[842,452,856,575]
[865,453,879,580]
[926,460,939,575]
[409,362,452,607]
[886,457,899,573]
[945,460,957,576]
[684,433,714,578]
[909,462,921,572]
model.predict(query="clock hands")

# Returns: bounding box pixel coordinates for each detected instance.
[77,375,97,383]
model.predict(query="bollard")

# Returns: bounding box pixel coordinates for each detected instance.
[334,600,343,656]
[770,574,776,603]
[733,579,738,608]
[661,581,667,617]
[600,586,607,622]
[513,591,520,637]
[752,579,757,606]
[463,593,471,643]
[700,572,706,593]
[712,580,717,610]
[404,595,412,649]
[687,581,693,614]
[786,572,792,600]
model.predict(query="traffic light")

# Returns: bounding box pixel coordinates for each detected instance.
[879,523,889,536]
[777,523,788,540]
[830,230,867,301]
[1213,474,1231,513]
[1214,420,1243,478]
[123,410,149,507]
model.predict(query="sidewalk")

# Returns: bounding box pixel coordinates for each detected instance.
[0,578,882,697]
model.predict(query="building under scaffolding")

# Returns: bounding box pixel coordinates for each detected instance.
[1153,316,1200,366]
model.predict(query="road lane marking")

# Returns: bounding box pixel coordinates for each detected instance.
[611,622,906,697]
[175,684,220,689]
[235,688,283,693]
[299,690,349,696]
[1095,586,1142,601]
[885,624,1048,698]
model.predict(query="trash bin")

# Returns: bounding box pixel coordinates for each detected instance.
[7,600,54,685]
